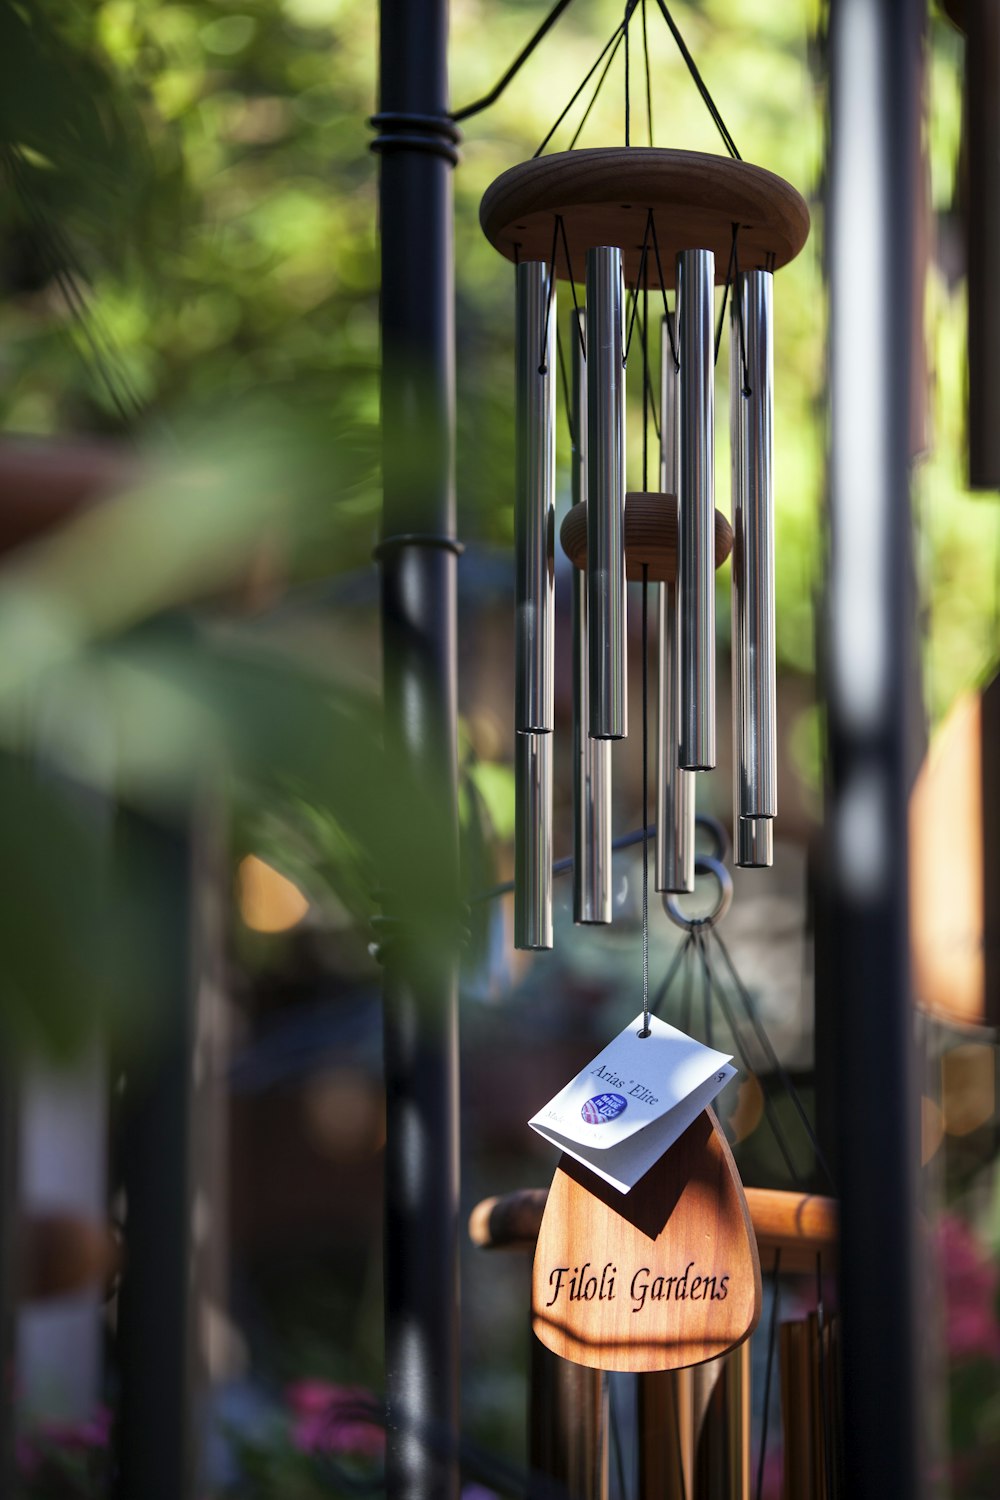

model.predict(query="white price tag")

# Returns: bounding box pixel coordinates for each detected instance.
[528,1013,736,1193]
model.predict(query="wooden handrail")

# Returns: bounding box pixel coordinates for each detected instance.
[470,1185,837,1274]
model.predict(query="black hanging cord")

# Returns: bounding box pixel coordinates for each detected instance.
[556,321,575,450]
[641,0,654,145]
[734,245,752,396]
[556,215,586,357]
[711,929,836,1191]
[647,215,678,367]
[624,0,632,147]
[699,931,715,1048]
[714,221,739,363]
[538,216,561,374]
[642,255,650,488]
[451,0,579,121]
[637,298,661,445]
[693,940,804,1185]
[455,0,742,164]
[652,0,741,159]
[623,210,655,363]
[535,20,626,157]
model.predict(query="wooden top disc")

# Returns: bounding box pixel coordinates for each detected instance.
[560,492,733,583]
[481,148,810,289]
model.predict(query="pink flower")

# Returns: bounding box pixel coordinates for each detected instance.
[286,1380,384,1457]
[16,1405,112,1477]
[935,1214,1000,1363]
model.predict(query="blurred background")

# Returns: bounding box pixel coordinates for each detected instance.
[0,1,997,1496]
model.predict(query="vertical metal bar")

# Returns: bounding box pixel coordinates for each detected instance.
[516,262,555,733]
[637,1369,693,1500]
[374,2,461,1496]
[692,1346,750,1500]
[586,247,627,740]
[966,0,1000,489]
[676,248,716,770]
[731,271,776,868]
[530,1338,608,1500]
[572,310,612,923]
[515,730,553,948]
[114,813,196,1500]
[656,315,695,892]
[827,0,923,1495]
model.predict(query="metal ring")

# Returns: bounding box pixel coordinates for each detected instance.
[663,854,733,931]
[695,813,730,864]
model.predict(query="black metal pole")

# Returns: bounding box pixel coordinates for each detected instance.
[371,6,462,1500]
[114,812,195,1500]
[966,0,1000,490]
[826,0,924,1496]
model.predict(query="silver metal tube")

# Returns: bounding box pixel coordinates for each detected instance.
[572,311,613,923]
[515,261,555,733]
[731,270,776,828]
[515,730,552,949]
[735,815,773,868]
[586,247,627,740]
[676,248,716,769]
[656,315,695,892]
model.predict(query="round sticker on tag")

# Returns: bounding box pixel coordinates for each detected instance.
[581,1093,628,1125]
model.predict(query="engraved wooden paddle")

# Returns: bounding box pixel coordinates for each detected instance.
[532,1108,761,1371]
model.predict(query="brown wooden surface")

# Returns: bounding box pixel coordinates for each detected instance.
[481,149,810,289]
[531,1109,761,1372]
[472,1181,838,1275]
[559,492,733,582]
[18,1211,121,1302]
[0,438,134,555]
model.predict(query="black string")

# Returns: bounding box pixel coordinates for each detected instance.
[680,938,693,1033]
[694,940,803,1185]
[699,931,715,1048]
[649,930,696,1019]
[754,1251,782,1500]
[636,300,661,444]
[641,0,654,146]
[556,215,586,358]
[534,21,625,157]
[647,215,678,367]
[714,222,739,364]
[451,0,578,121]
[556,321,575,451]
[457,0,741,167]
[624,1,631,148]
[711,929,836,1191]
[623,210,654,364]
[651,0,741,159]
[642,255,650,489]
[735,250,752,397]
[641,563,650,1036]
[538,216,560,374]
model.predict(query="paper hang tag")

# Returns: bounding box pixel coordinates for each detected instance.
[532,1109,762,1372]
[528,1013,736,1193]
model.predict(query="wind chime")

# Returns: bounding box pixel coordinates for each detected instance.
[487,142,808,951]
[471,6,830,1496]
